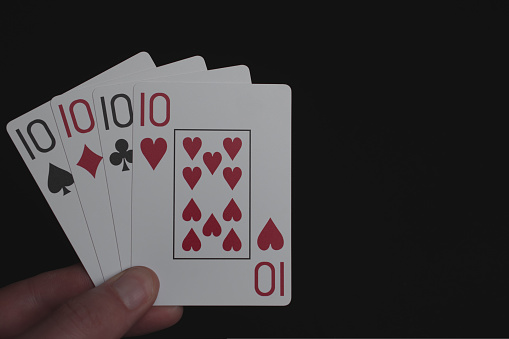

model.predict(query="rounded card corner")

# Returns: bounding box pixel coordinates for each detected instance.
[192,55,207,69]
[6,120,14,134]
[281,294,292,306]
[279,84,292,97]
[137,51,152,59]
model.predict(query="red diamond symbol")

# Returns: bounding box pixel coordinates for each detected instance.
[77,145,103,178]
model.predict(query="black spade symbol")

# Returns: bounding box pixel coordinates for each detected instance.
[110,139,133,171]
[47,163,74,195]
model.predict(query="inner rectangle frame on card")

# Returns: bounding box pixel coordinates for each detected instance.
[173,128,252,260]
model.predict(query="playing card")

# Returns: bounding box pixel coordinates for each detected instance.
[6,52,156,285]
[131,83,291,305]
[50,56,207,277]
[92,65,252,267]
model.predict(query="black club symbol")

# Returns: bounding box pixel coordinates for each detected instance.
[110,139,133,171]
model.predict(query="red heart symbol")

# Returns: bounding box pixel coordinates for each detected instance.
[202,214,221,237]
[223,137,242,160]
[223,167,242,190]
[182,198,201,221]
[257,218,284,251]
[141,138,167,170]
[203,152,222,175]
[223,198,241,221]
[182,228,201,251]
[183,137,201,160]
[183,167,201,189]
[222,228,242,251]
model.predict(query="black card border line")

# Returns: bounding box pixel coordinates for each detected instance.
[173,129,251,260]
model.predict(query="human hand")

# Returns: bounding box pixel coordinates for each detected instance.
[0,265,182,338]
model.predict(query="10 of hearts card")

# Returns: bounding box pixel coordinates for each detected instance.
[7,52,291,306]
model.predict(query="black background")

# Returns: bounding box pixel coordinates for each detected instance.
[1,1,508,338]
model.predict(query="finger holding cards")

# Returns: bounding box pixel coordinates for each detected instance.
[131,83,291,305]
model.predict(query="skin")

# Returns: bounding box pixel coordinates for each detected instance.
[0,265,183,338]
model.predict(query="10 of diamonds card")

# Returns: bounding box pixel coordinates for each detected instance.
[131,83,291,305]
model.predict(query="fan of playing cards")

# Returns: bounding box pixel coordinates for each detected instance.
[7,52,291,306]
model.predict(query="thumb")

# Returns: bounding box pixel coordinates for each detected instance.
[20,266,159,339]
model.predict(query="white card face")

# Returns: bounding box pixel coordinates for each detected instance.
[6,52,156,285]
[131,83,291,305]
[50,56,207,278]
[92,65,251,268]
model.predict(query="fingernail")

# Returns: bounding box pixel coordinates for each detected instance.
[112,268,153,310]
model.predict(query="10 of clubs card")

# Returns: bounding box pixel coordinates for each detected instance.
[131,83,291,305]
